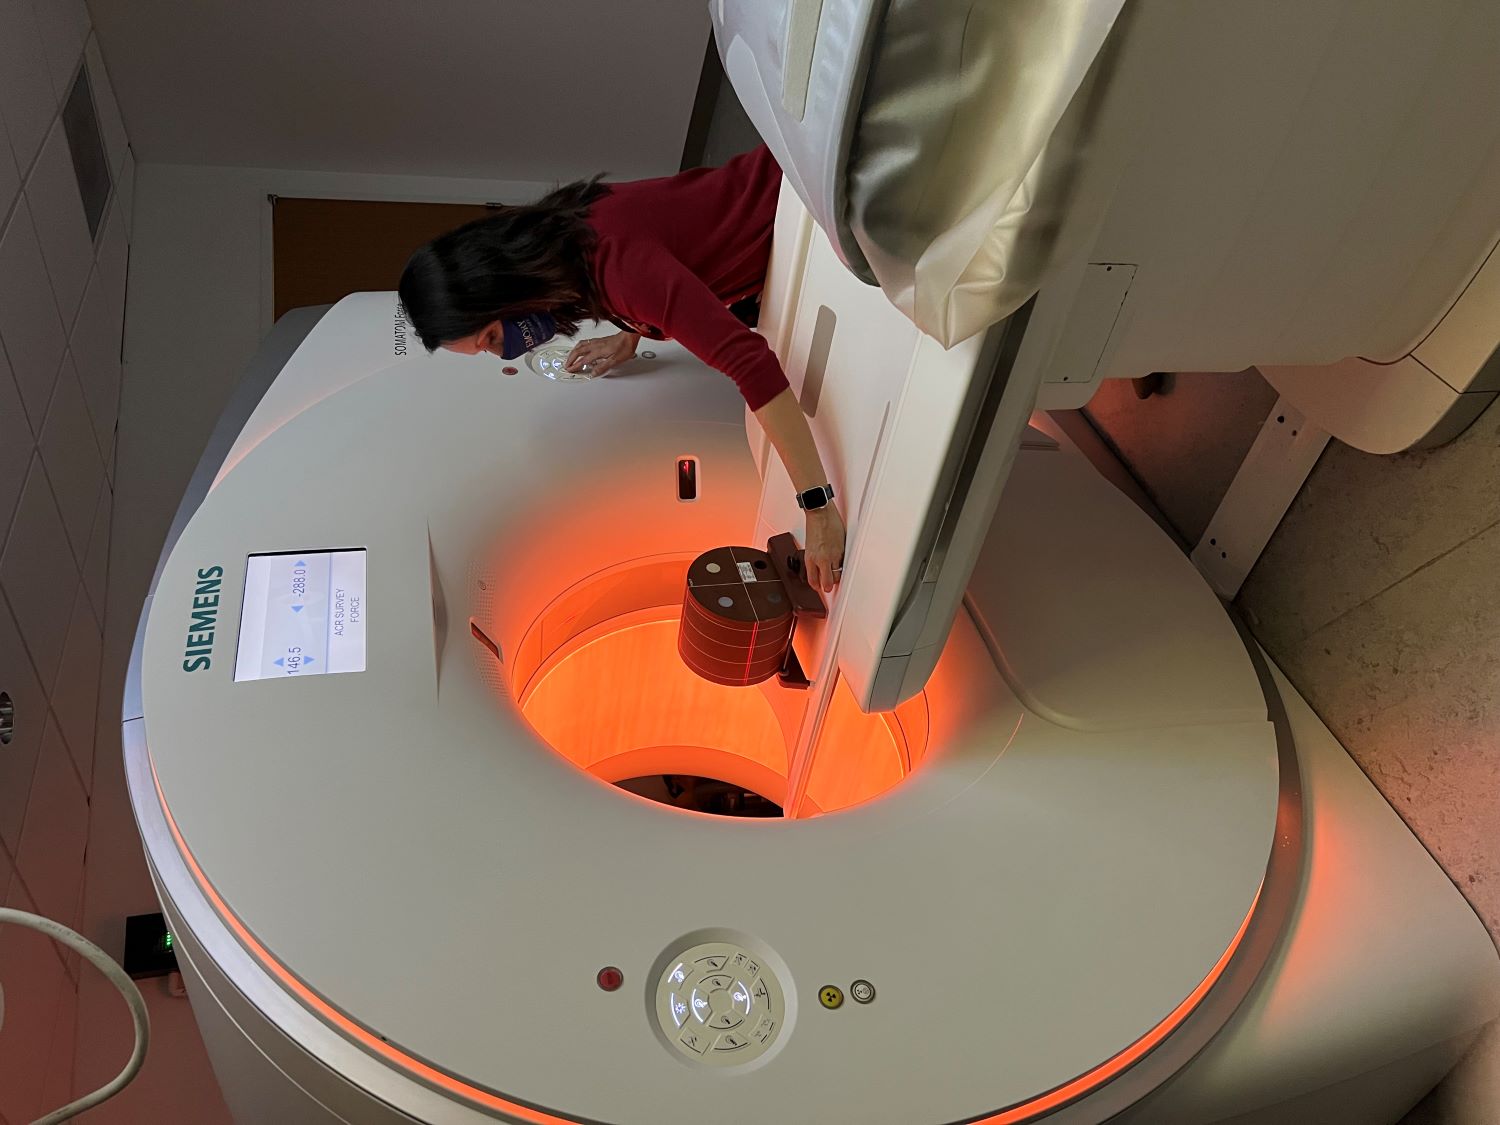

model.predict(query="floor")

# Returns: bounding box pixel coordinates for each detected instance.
[1083,370,1500,1124]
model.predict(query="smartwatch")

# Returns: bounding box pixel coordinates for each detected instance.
[795,483,836,511]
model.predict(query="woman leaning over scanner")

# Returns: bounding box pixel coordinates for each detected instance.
[397,144,845,594]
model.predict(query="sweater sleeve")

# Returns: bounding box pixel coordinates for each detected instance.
[604,241,790,412]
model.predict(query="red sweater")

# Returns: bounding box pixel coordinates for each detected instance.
[587,145,790,411]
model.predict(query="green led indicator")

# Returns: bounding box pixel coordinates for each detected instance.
[162,931,174,952]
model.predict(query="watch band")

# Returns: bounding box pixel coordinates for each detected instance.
[795,483,836,511]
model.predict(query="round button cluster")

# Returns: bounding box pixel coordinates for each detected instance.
[654,941,785,1066]
[527,344,597,382]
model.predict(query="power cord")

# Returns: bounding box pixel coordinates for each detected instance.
[0,908,150,1123]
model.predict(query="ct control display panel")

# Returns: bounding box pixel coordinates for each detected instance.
[234,550,367,681]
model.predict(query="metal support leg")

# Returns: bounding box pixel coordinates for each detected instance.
[1191,398,1331,599]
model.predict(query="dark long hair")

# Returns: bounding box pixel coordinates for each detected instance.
[399,177,611,350]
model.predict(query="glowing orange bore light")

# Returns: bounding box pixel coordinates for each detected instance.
[518,616,925,814]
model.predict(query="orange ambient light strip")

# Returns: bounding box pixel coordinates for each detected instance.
[152,758,1260,1125]
[972,887,1261,1125]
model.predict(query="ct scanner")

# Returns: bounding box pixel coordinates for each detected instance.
[125,2,1500,1123]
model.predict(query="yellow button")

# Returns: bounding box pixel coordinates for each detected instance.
[819,985,844,1010]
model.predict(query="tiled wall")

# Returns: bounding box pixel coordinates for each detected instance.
[0,0,133,1120]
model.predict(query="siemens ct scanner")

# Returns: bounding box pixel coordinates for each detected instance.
[126,3,1500,1123]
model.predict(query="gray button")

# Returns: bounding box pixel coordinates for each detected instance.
[752,978,771,1009]
[851,979,876,1004]
[708,1008,745,1030]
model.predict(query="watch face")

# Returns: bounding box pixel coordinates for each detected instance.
[800,486,830,510]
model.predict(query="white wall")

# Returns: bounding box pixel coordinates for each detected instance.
[0,0,133,1119]
[86,0,709,183]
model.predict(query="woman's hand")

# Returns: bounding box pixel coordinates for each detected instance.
[565,332,638,376]
[803,507,846,594]
[749,388,846,593]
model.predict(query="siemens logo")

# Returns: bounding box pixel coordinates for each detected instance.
[394,301,412,356]
[182,566,225,672]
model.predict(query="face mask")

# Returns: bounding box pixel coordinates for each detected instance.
[497,312,558,359]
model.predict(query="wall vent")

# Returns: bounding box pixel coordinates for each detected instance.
[62,66,112,240]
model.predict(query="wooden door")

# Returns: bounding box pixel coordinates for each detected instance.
[271,197,494,320]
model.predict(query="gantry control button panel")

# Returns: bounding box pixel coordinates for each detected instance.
[654,942,785,1066]
[528,343,598,382]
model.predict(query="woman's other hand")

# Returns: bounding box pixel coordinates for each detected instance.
[803,507,846,594]
[565,332,639,376]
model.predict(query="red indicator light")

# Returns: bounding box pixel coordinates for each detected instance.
[597,966,624,992]
[503,366,518,375]
[676,458,698,501]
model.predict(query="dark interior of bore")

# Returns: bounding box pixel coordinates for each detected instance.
[615,775,782,817]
